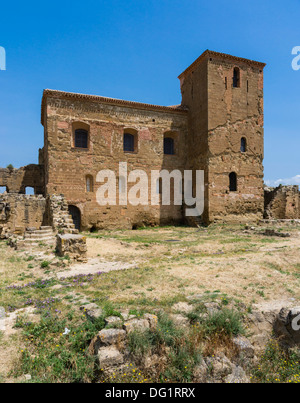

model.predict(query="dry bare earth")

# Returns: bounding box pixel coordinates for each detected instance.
[0,224,299,382]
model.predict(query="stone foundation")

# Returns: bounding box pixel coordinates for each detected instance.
[56,234,87,261]
[0,194,47,238]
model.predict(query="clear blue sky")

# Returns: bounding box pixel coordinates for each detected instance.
[0,0,299,185]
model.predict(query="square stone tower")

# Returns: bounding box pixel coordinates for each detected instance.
[179,50,266,224]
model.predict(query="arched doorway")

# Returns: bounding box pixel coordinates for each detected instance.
[68,205,81,231]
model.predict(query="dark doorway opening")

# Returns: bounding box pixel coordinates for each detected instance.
[68,205,81,231]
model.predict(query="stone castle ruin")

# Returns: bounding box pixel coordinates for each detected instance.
[1,50,299,245]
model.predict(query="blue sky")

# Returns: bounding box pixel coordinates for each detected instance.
[0,0,299,186]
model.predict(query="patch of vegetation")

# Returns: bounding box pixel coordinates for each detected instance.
[252,340,300,383]
[13,308,106,383]
[128,313,202,382]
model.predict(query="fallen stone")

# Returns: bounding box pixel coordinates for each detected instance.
[193,360,208,383]
[233,336,255,359]
[169,314,190,327]
[144,313,158,330]
[143,354,161,369]
[262,229,290,238]
[246,309,277,351]
[90,328,127,355]
[123,318,150,334]
[97,329,127,346]
[205,355,233,381]
[120,310,136,321]
[204,302,221,315]
[80,304,104,322]
[172,302,194,314]
[105,316,122,326]
[225,366,250,384]
[98,346,124,369]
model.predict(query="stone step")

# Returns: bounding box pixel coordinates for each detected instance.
[26,230,54,236]
[24,235,55,241]
[22,241,55,247]
[40,226,53,231]
[64,219,74,224]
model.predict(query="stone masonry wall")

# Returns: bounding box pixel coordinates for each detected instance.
[179,51,265,224]
[264,185,300,220]
[0,165,45,195]
[0,194,47,237]
[207,57,264,223]
[42,92,189,230]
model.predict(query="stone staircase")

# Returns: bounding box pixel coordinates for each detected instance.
[18,226,56,249]
[49,195,79,234]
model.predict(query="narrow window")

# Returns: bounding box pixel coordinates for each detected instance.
[229,172,237,192]
[241,137,247,153]
[124,133,135,152]
[86,175,93,192]
[75,129,88,149]
[164,137,175,155]
[247,80,249,93]
[225,77,228,90]
[233,68,240,88]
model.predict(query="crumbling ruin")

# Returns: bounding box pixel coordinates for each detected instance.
[264,185,300,220]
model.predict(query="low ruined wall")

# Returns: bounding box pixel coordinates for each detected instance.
[0,194,47,237]
[56,234,87,262]
[264,185,300,220]
[0,165,45,195]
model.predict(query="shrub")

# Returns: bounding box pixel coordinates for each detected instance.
[199,309,244,338]
[128,313,202,382]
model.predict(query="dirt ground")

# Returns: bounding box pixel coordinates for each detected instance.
[0,223,299,381]
[84,225,300,304]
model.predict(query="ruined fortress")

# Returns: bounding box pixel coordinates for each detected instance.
[1,50,299,237]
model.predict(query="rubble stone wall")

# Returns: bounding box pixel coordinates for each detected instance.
[264,185,300,219]
[0,194,47,237]
[0,165,45,195]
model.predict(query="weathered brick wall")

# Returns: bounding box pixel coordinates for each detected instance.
[0,165,45,195]
[180,51,265,224]
[42,92,189,230]
[180,58,209,223]
[264,186,300,219]
[0,194,47,237]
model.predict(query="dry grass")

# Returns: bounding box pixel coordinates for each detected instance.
[0,223,299,382]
